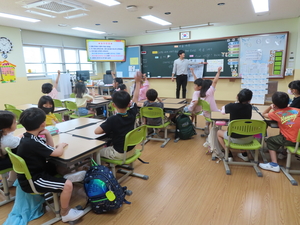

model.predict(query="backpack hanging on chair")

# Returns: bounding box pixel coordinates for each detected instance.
[84,159,131,214]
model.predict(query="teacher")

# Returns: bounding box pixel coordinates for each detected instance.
[171,50,207,98]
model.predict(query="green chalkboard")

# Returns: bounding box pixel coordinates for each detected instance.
[141,38,239,78]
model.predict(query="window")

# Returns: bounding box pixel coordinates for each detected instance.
[23,45,96,79]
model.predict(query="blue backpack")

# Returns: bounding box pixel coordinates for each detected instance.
[84,159,131,214]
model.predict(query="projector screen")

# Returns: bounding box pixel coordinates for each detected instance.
[86,39,126,62]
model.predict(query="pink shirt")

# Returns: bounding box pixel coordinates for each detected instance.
[188,91,202,113]
[201,86,219,112]
[138,80,149,101]
[48,87,58,99]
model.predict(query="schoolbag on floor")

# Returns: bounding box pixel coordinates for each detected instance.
[175,114,196,140]
[84,159,130,214]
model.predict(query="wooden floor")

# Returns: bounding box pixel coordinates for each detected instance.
[2,114,300,224]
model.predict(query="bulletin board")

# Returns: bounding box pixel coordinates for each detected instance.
[116,46,141,78]
[239,32,288,78]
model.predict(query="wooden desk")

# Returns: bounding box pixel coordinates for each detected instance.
[15,104,67,113]
[61,98,110,109]
[163,103,186,114]
[211,111,266,121]
[253,105,270,112]
[56,117,103,133]
[162,98,186,104]
[66,122,105,139]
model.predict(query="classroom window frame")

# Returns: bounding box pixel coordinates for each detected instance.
[23,44,97,80]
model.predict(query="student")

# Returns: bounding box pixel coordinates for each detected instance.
[117,83,127,91]
[288,80,300,108]
[38,96,59,126]
[259,92,300,172]
[74,82,94,116]
[103,71,124,100]
[138,73,149,101]
[42,70,61,99]
[143,89,164,126]
[94,72,142,160]
[184,68,204,123]
[217,89,253,162]
[17,108,85,222]
[0,110,21,187]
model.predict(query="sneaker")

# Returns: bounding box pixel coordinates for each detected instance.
[278,153,287,160]
[237,153,249,162]
[61,208,85,222]
[63,171,86,183]
[259,162,280,172]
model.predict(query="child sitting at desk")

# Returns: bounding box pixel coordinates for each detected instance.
[259,92,300,172]
[41,70,61,99]
[138,73,149,101]
[38,96,59,126]
[103,72,124,100]
[143,89,164,126]
[288,80,300,108]
[217,89,253,162]
[17,108,86,222]
[74,82,94,116]
[94,72,141,160]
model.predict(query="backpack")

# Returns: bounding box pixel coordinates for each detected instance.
[84,159,130,214]
[175,114,196,140]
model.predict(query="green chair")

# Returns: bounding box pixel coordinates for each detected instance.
[4,104,16,110]
[100,125,149,183]
[70,93,76,98]
[6,147,61,223]
[280,129,300,185]
[140,107,171,148]
[53,99,64,108]
[5,108,22,121]
[107,101,116,117]
[184,99,211,137]
[0,167,15,206]
[64,101,94,119]
[54,113,63,122]
[223,119,267,177]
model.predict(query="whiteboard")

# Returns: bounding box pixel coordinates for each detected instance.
[239,32,288,78]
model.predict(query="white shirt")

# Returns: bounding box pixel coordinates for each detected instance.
[172,58,199,75]
[1,132,20,155]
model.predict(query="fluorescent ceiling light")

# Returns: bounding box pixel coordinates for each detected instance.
[25,10,56,18]
[0,12,40,22]
[141,15,171,26]
[146,28,170,33]
[64,13,87,19]
[251,0,269,13]
[72,27,105,34]
[180,23,213,29]
[94,0,121,6]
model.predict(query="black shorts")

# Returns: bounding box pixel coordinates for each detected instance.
[266,134,296,151]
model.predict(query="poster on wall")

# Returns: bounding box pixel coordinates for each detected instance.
[0,60,16,83]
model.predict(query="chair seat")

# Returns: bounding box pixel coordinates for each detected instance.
[224,138,262,150]
[70,113,94,119]
[101,149,142,165]
[145,121,170,129]
[0,167,13,174]
[287,145,300,154]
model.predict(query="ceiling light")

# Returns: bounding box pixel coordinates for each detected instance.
[141,15,171,26]
[251,0,269,13]
[94,0,121,6]
[72,27,105,34]
[180,23,213,29]
[0,12,40,22]
[25,10,56,18]
[64,13,87,19]
[145,28,171,33]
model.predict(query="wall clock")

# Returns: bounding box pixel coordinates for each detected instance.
[0,37,13,59]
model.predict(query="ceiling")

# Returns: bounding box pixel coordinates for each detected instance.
[0,0,299,39]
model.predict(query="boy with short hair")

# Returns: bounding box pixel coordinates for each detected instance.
[259,92,300,172]
[217,89,254,162]
[143,89,164,126]
[42,70,61,99]
[94,72,142,160]
[17,108,85,222]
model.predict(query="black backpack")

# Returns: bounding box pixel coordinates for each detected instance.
[175,114,196,140]
[84,159,130,214]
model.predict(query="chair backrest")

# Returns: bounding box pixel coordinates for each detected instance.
[6,108,23,121]
[6,147,40,194]
[54,113,63,122]
[124,125,147,151]
[4,104,16,109]
[140,107,164,120]
[64,101,78,111]
[53,99,64,108]
[70,93,76,98]
[228,119,267,137]
[198,99,211,113]
[103,74,113,84]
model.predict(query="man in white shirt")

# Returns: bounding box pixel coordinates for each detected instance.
[171,50,207,98]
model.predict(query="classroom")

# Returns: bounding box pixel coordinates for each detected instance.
[1,0,300,224]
